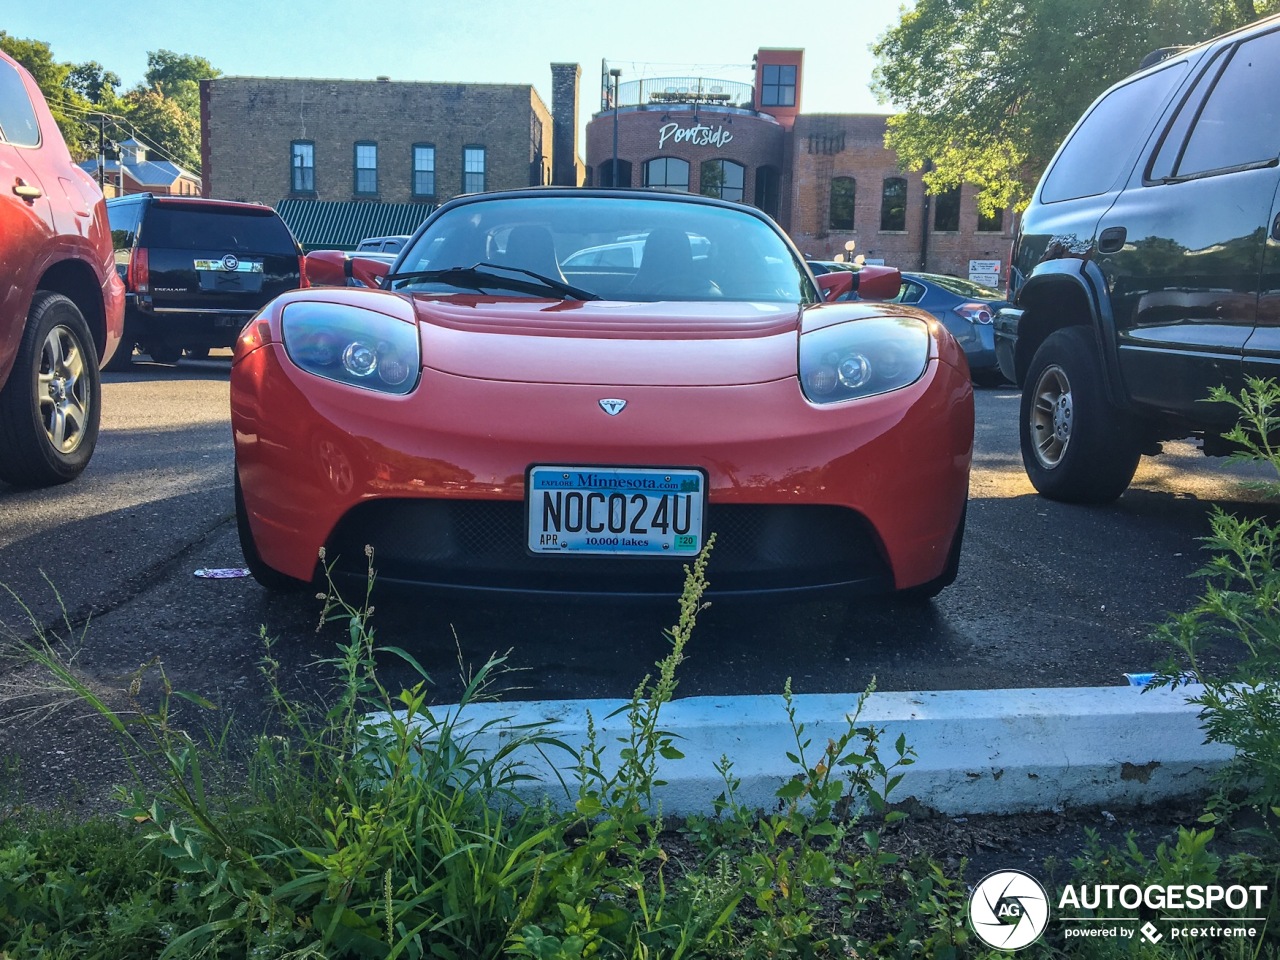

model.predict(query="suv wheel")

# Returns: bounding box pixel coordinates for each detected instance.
[146,342,182,365]
[1020,327,1141,503]
[0,292,101,487]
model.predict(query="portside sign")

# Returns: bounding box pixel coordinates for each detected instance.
[657,122,734,150]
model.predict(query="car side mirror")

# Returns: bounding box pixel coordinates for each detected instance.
[854,265,903,301]
[346,255,391,288]
[816,272,855,301]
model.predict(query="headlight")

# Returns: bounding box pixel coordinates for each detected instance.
[799,316,930,403]
[281,302,420,394]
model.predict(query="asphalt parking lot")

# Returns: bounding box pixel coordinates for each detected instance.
[2,355,1273,808]
[0,355,1271,706]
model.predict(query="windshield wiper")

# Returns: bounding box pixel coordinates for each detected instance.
[384,262,600,301]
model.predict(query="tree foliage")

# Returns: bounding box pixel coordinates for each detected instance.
[871,0,1280,215]
[0,33,214,172]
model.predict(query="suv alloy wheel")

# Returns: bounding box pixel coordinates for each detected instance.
[1019,327,1142,503]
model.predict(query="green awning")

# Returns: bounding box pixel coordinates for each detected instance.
[276,199,436,252]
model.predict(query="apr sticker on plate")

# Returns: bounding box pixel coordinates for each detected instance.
[527,466,706,556]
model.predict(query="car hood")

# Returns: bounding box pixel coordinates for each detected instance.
[412,296,803,386]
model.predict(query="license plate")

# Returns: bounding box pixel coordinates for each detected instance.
[527,465,706,556]
[193,258,264,273]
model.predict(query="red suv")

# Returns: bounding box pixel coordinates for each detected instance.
[0,49,124,487]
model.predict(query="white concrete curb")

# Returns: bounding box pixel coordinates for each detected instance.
[381,685,1234,816]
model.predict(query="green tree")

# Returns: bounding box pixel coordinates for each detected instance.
[870,0,1280,215]
[68,60,121,105]
[117,50,220,173]
[142,49,220,111]
[0,31,93,155]
[121,87,201,172]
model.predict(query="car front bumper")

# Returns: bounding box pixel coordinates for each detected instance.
[231,342,973,598]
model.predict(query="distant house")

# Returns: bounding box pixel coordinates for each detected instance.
[79,139,202,198]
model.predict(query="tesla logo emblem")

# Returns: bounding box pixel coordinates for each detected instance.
[598,398,627,416]
[222,254,239,271]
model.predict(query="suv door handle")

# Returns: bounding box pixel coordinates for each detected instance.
[1098,226,1127,254]
[12,179,42,202]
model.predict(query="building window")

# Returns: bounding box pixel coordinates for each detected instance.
[599,159,633,188]
[760,64,797,107]
[463,146,486,193]
[354,141,377,195]
[880,177,907,231]
[291,140,315,194]
[412,144,435,197]
[700,159,745,202]
[934,185,961,231]
[643,157,690,191]
[829,176,856,231]
[755,165,780,218]
[977,205,1004,232]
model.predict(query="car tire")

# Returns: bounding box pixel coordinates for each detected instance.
[1020,326,1141,503]
[0,292,102,488]
[235,470,312,592]
[183,347,210,360]
[146,342,182,365]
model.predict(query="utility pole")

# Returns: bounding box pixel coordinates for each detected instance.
[97,114,106,189]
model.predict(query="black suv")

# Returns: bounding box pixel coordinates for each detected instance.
[995,14,1280,503]
[105,195,304,366]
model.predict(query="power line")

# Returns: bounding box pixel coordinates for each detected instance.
[41,90,199,172]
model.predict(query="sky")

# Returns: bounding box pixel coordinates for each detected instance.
[9,0,905,125]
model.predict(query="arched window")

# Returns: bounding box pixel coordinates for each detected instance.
[880,177,907,231]
[644,157,690,191]
[700,159,745,202]
[599,159,633,188]
[829,176,856,231]
[754,165,780,217]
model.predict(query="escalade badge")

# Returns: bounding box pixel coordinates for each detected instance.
[598,398,627,416]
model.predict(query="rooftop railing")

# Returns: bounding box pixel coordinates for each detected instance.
[601,77,755,112]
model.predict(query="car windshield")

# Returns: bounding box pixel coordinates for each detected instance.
[392,194,816,304]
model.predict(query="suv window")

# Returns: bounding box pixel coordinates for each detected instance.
[107,199,143,268]
[0,60,41,147]
[140,205,297,252]
[1040,62,1186,203]
[1166,30,1280,178]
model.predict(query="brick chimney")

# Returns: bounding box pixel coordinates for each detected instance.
[550,63,583,187]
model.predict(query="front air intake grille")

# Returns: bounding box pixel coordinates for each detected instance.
[325,499,891,597]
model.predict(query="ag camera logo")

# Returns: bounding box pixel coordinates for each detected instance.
[969,869,1050,951]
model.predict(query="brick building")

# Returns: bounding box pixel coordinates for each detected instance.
[199,66,583,210]
[584,50,1013,280]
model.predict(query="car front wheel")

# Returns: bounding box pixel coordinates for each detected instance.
[0,292,101,488]
[1020,326,1141,503]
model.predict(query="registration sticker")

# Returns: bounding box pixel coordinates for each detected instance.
[527,466,706,556]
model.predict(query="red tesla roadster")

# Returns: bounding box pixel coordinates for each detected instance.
[231,189,973,599]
